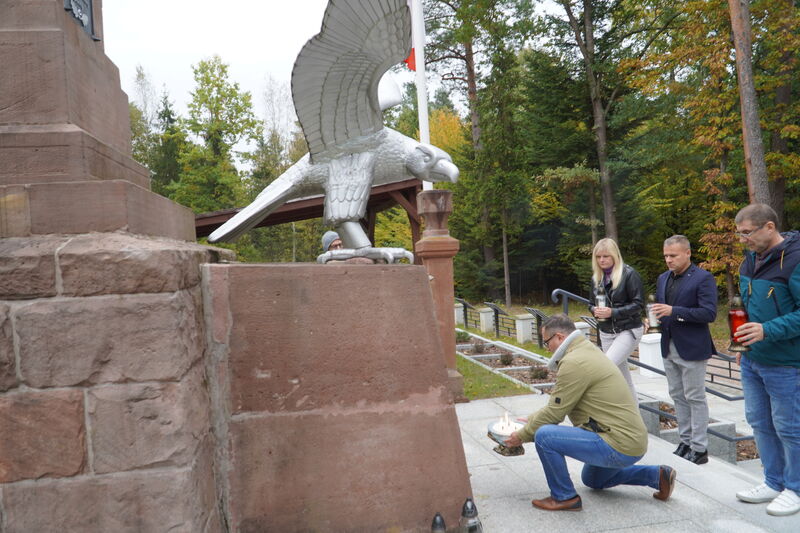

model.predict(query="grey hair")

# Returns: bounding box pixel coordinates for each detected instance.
[664,235,691,250]
[735,203,778,228]
[542,314,577,336]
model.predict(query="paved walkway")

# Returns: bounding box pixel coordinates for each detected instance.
[456,369,800,532]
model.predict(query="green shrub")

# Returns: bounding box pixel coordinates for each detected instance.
[529,365,549,380]
[455,330,471,343]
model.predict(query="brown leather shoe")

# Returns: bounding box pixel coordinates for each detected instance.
[653,465,676,501]
[531,495,582,512]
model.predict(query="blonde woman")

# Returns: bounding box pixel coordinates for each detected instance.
[589,238,645,403]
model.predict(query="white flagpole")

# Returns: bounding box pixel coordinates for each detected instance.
[409,0,433,190]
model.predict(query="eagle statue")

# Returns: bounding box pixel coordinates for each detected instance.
[207,0,459,263]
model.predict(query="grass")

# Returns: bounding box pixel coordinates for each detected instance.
[457,354,530,400]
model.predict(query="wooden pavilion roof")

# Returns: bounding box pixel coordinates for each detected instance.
[195,178,423,242]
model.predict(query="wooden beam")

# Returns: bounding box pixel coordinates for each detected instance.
[389,190,420,223]
[195,179,423,238]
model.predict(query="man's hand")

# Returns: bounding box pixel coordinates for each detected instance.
[504,432,522,448]
[650,303,672,318]
[593,306,612,319]
[735,322,764,346]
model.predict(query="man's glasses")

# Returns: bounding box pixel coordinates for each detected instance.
[543,333,558,348]
[735,223,767,239]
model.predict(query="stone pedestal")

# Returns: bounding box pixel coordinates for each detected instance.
[0,233,230,532]
[415,190,463,398]
[0,0,194,240]
[203,263,473,532]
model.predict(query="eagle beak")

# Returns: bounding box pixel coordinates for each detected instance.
[432,159,459,183]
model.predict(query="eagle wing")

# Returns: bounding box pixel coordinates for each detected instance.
[292,0,411,162]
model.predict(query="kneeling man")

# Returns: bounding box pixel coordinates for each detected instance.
[504,314,675,511]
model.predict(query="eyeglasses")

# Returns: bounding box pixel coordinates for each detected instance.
[543,333,558,348]
[735,223,767,239]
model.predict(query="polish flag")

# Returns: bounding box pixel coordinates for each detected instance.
[404,48,416,71]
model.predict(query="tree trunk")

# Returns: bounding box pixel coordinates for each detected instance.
[725,266,736,304]
[481,205,498,298]
[768,26,793,230]
[592,99,617,240]
[502,221,511,308]
[561,0,618,240]
[728,0,770,205]
[465,40,482,151]
[588,181,598,246]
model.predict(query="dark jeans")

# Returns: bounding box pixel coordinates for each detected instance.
[534,424,660,501]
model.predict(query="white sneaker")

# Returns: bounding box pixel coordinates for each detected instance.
[766,489,800,516]
[736,483,781,503]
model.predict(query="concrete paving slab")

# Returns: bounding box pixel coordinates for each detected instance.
[455,397,508,420]
[456,395,800,532]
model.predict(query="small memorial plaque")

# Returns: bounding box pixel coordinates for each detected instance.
[64,0,99,40]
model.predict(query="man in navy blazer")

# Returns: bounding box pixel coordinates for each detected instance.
[651,235,718,465]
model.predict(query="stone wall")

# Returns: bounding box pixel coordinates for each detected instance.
[0,233,229,532]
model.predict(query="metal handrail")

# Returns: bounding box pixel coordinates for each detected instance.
[627,358,743,401]
[551,288,589,314]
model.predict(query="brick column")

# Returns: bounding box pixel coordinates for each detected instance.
[415,190,463,397]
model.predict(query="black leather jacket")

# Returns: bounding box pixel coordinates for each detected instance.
[588,264,644,334]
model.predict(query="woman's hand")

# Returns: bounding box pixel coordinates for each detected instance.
[593,306,612,319]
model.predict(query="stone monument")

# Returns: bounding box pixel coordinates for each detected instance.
[0,2,472,531]
[0,0,194,239]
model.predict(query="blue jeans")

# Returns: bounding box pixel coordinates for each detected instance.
[534,424,660,501]
[741,356,800,493]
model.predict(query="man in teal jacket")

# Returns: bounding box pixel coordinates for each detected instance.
[733,203,800,517]
[504,314,675,511]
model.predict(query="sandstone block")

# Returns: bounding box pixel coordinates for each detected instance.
[0,303,17,391]
[207,264,448,414]
[2,469,212,533]
[88,367,210,474]
[0,127,149,188]
[0,29,68,127]
[58,233,222,296]
[25,180,196,241]
[0,389,85,483]
[228,405,471,532]
[16,290,203,387]
[0,235,65,299]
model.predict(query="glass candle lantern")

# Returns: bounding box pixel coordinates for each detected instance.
[728,295,750,352]
[646,294,661,334]
[595,281,608,322]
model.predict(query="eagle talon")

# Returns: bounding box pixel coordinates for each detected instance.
[317,247,413,264]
